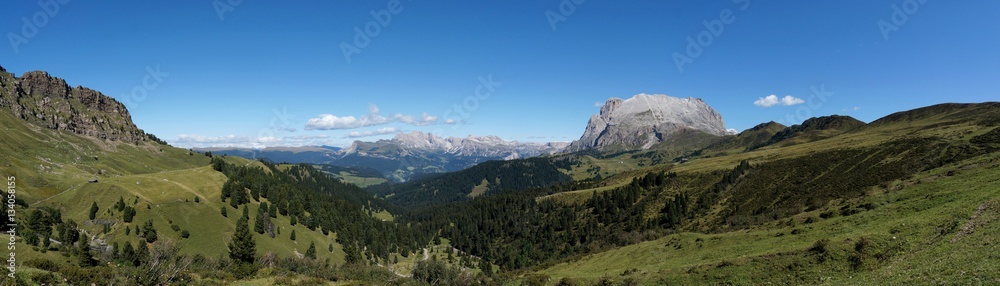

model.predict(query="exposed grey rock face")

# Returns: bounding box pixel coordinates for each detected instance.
[0,67,146,142]
[567,94,727,151]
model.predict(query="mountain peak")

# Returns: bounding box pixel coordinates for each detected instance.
[568,94,727,151]
[746,121,785,133]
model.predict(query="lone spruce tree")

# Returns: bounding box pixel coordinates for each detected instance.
[229,217,256,265]
[305,241,317,259]
[89,201,99,220]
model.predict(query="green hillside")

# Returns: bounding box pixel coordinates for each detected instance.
[0,108,430,284]
[537,151,1000,284]
[395,102,1000,284]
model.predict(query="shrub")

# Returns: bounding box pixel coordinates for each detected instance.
[24,258,60,272]
[809,239,830,254]
[59,265,114,285]
[555,277,578,286]
[523,274,549,286]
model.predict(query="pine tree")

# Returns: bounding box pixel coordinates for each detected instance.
[254,203,268,234]
[142,220,158,243]
[121,241,136,266]
[115,197,126,211]
[60,220,80,246]
[77,241,96,267]
[329,243,334,253]
[136,241,149,266]
[89,201,99,220]
[221,206,228,217]
[305,241,317,259]
[123,206,136,223]
[290,229,296,241]
[228,217,256,265]
[194,196,200,203]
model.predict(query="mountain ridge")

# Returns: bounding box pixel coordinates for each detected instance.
[203,131,569,182]
[0,66,149,143]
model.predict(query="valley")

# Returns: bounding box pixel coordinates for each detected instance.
[3,69,998,285]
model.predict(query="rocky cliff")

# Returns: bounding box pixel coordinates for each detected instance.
[567,93,728,151]
[0,65,146,142]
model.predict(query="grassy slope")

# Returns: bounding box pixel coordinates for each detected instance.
[534,104,1000,284]
[1,111,345,269]
[330,171,387,188]
[537,151,1000,284]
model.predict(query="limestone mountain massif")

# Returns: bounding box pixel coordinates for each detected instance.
[567,93,729,152]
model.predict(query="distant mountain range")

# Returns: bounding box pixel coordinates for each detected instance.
[200,131,568,182]
[205,93,733,182]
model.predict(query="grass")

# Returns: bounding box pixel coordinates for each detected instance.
[467,179,489,198]
[370,209,394,222]
[326,171,387,188]
[536,151,1000,284]
[2,111,347,273]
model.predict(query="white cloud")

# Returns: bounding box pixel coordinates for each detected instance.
[594,102,603,107]
[304,104,441,130]
[304,113,390,130]
[394,113,439,126]
[781,96,805,106]
[174,134,284,149]
[346,127,401,138]
[444,118,457,124]
[853,106,861,111]
[172,134,345,149]
[754,94,805,107]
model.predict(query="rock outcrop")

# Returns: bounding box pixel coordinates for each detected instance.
[567,94,728,151]
[0,66,146,142]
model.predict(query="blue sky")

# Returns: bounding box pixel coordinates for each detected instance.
[2,1,998,148]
